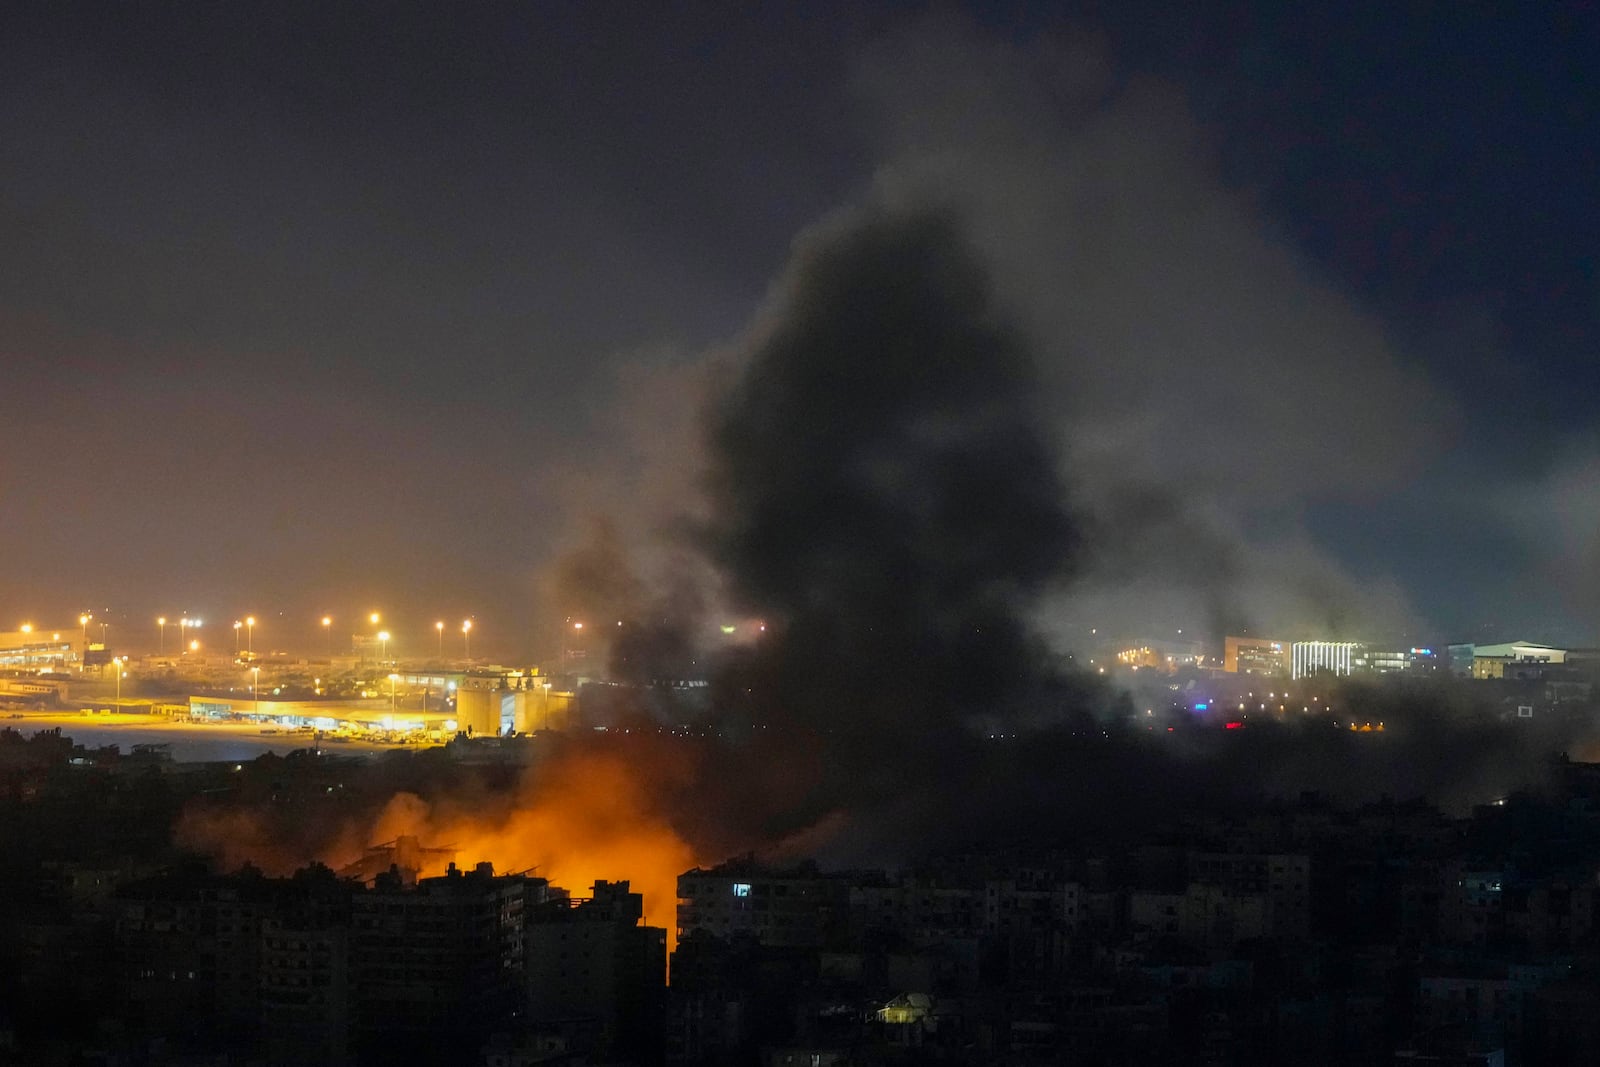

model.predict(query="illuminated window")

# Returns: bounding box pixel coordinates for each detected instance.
[732,882,752,898]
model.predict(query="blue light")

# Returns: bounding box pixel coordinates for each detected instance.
[1194,702,1209,711]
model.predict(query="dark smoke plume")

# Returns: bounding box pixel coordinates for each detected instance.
[678,203,1600,862]
[691,206,1103,849]
[177,203,1600,896]
[706,207,1077,709]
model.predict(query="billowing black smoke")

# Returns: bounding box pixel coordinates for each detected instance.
[695,207,1104,844]
[528,203,1600,869]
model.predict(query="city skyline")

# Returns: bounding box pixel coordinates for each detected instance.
[0,603,1569,664]
[5,7,1600,1063]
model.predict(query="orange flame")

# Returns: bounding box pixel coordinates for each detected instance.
[179,744,702,953]
[360,750,697,944]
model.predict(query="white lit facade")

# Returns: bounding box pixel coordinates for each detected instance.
[1291,641,1359,680]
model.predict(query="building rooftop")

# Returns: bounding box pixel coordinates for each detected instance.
[1473,641,1564,658]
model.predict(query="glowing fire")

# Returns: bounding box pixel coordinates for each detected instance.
[359,750,697,942]
[178,746,700,953]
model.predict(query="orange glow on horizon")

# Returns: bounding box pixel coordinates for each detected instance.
[360,751,696,949]
[178,744,702,954]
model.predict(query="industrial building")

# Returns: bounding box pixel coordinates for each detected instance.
[1355,647,1437,673]
[1290,641,1361,679]
[1223,636,1287,675]
[1224,637,1443,680]
[1446,641,1568,680]
[184,676,578,739]
[0,625,82,670]
[1114,640,1208,672]
[454,683,577,736]
[185,695,434,737]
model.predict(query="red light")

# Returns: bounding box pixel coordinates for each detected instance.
[1225,721,1243,730]
[1166,726,1174,732]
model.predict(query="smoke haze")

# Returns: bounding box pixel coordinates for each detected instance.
[170,17,1600,921]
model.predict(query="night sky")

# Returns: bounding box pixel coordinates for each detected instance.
[2,2,1596,657]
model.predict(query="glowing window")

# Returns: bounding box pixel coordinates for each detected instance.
[732,883,752,898]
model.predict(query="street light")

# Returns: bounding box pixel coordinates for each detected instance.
[365,613,383,669]
[79,614,91,672]
[462,619,472,661]
[388,672,399,714]
[113,656,125,705]
[233,620,242,652]
[377,631,390,663]
[246,616,256,655]
[157,617,167,655]
[436,621,444,658]
[251,665,261,715]
[322,616,333,657]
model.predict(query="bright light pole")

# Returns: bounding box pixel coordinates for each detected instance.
[233,620,242,652]
[435,621,444,658]
[113,656,124,704]
[79,614,91,672]
[180,616,201,654]
[157,617,167,655]
[388,672,399,714]
[461,619,472,662]
[367,613,382,669]
[377,631,390,664]
[251,665,260,715]
[322,616,333,656]
[246,616,256,655]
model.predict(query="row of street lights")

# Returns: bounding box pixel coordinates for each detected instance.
[232,617,256,654]
[31,609,483,666]
[154,616,205,655]
[366,612,474,662]
[370,615,474,661]
[142,612,477,661]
